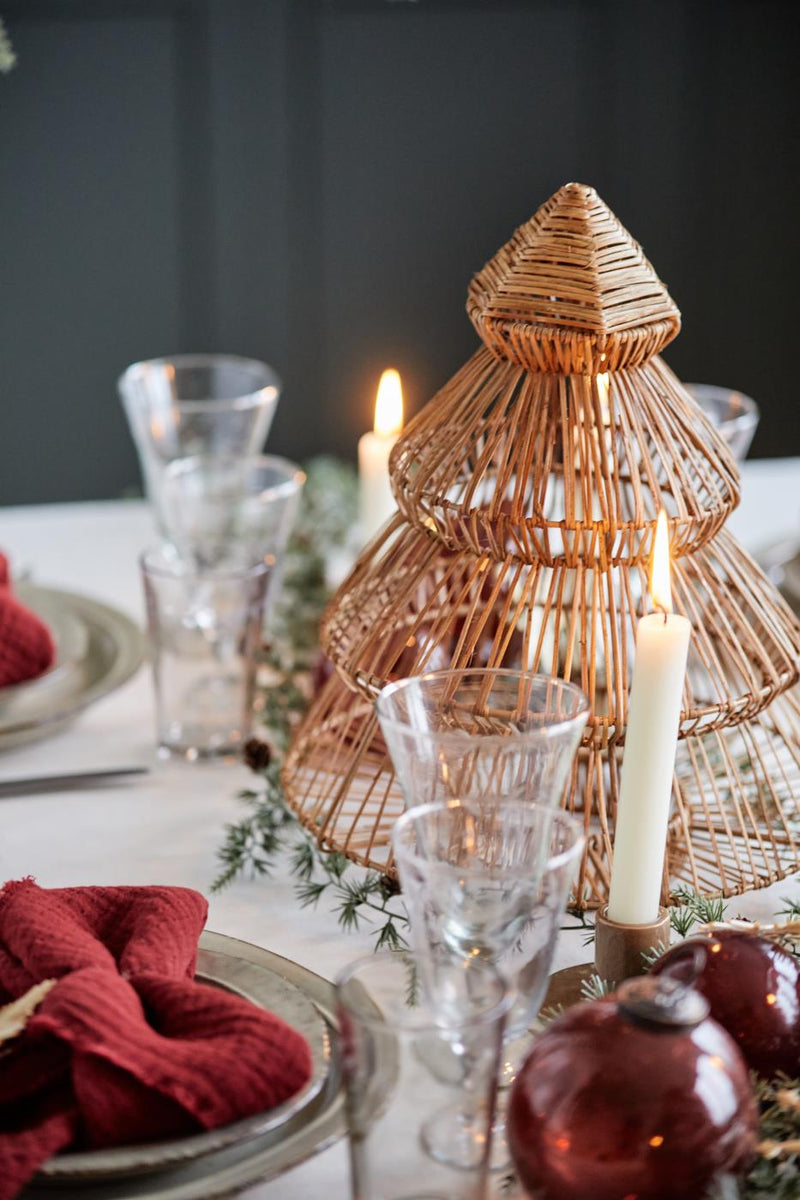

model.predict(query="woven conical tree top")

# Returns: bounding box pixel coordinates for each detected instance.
[467,180,681,372]
[284,183,800,906]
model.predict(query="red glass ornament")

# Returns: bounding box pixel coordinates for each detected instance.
[507,978,756,1200]
[652,928,800,1078]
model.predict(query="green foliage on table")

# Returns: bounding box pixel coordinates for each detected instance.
[668,885,727,936]
[747,1076,800,1198]
[213,457,409,951]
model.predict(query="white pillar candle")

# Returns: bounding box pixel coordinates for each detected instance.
[607,510,691,926]
[358,368,403,543]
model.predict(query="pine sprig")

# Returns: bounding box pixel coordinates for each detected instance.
[668,886,727,937]
[580,972,614,1001]
[561,906,595,947]
[213,458,410,949]
[747,1075,800,1198]
[778,895,800,922]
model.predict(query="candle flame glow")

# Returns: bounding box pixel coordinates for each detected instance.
[374,368,404,437]
[597,372,611,427]
[651,509,673,614]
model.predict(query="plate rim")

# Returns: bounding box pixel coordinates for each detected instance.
[0,583,144,742]
[28,933,346,1199]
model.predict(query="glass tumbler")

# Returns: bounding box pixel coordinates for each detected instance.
[160,454,305,574]
[336,951,511,1200]
[140,547,270,759]
[119,354,281,530]
[376,669,589,808]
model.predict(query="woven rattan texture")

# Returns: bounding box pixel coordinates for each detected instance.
[389,348,738,565]
[284,183,800,906]
[467,182,681,372]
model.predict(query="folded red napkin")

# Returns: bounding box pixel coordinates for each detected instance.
[0,880,313,1199]
[0,553,55,688]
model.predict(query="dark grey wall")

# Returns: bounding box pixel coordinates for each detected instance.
[2,0,799,504]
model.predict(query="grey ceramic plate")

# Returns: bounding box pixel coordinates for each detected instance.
[0,584,144,750]
[39,942,331,1181]
[24,933,346,1199]
[0,594,88,717]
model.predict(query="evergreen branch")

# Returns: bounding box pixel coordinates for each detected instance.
[212,459,407,955]
[536,1003,564,1029]
[669,886,727,937]
[747,1075,800,1198]
[778,893,800,922]
[580,972,614,1001]
[641,942,668,969]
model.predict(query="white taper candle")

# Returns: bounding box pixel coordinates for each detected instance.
[607,511,691,926]
[358,369,403,543]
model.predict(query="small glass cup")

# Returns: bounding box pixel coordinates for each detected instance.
[160,454,305,570]
[140,547,270,760]
[336,950,511,1199]
[119,354,281,530]
[684,383,759,462]
[376,669,589,809]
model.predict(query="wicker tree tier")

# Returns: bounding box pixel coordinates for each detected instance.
[284,182,800,906]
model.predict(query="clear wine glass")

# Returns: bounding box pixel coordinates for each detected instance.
[376,669,589,810]
[392,798,584,1170]
[118,353,281,532]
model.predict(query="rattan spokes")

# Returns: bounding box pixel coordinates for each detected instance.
[284,182,800,906]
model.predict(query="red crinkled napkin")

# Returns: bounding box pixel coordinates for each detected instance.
[0,553,55,687]
[0,880,313,1199]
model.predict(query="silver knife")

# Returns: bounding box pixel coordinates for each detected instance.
[0,766,149,797]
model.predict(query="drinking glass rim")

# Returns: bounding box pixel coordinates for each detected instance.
[139,546,272,582]
[684,382,759,420]
[163,453,306,502]
[376,669,590,741]
[335,949,514,1033]
[117,354,281,414]
[392,799,586,876]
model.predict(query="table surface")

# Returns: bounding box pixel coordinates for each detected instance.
[1,457,799,1198]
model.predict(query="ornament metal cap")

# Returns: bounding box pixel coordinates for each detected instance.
[617,974,710,1032]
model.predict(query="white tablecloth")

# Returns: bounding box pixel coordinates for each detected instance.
[0,458,798,1197]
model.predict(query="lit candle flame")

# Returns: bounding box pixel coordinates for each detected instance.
[597,372,611,426]
[374,368,403,437]
[651,509,673,614]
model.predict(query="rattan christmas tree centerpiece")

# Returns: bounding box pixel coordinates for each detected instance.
[284,182,800,907]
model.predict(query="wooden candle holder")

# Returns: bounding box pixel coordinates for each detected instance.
[283,182,800,907]
[594,906,671,985]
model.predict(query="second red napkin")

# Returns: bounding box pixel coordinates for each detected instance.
[0,879,313,1199]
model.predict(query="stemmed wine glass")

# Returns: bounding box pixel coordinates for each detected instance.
[378,668,588,1169]
[376,669,589,810]
[392,799,584,1151]
[392,799,585,1050]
